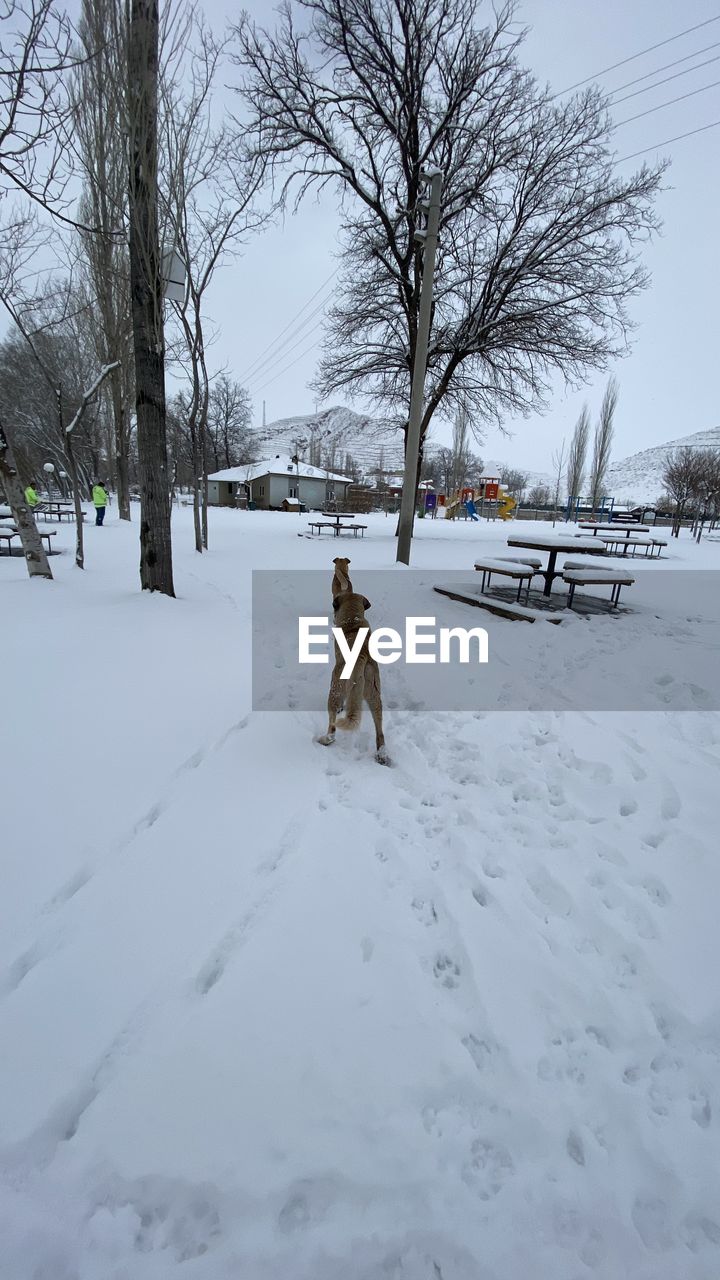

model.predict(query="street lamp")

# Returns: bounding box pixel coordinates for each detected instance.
[43,461,55,498]
[59,470,68,497]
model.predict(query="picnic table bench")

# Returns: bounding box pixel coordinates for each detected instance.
[575,532,666,557]
[0,528,57,555]
[563,567,635,609]
[473,557,536,603]
[36,505,83,522]
[308,520,366,538]
[578,522,650,537]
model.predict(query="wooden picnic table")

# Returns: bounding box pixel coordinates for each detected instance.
[36,502,83,522]
[507,533,607,597]
[309,519,366,538]
[320,510,356,527]
[578,522,650,537]
[0,527,57,554]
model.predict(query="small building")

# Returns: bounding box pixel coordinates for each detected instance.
[207,454,353,511]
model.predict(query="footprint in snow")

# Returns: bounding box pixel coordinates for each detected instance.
[433,953,461,989]
[462,1138,514,1200]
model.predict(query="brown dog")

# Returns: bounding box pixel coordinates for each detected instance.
[331,557,352,598]
[316,591,390,765]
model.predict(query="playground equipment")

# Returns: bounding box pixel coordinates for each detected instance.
[566,494,615,522]
[444,477,516,521]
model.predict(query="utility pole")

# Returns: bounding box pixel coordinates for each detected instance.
[396,168,443,565]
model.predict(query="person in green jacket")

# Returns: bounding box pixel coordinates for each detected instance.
[24,484,39,507]
[92,480,108,525]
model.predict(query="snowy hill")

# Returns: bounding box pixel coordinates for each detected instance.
[483,459,555,491]
[607,425,720,504]
[261,405,405,474]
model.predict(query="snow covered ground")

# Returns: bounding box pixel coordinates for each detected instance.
[2,507,719,1280]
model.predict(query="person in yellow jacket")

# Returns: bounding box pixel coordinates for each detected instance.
[92,480,108,526]
[24,484,39,507]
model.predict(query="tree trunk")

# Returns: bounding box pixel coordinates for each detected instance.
[0,418,53,579]
[65,430,86,570]
[57,383,86,571]
[128,0,175,595]
[110,364,131,520]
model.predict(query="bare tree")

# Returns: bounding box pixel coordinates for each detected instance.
[566,404,590,510]
[588,377,618,514]
[450,406,472,494]
[128,0,174,594]
[161,18,265,552]
[527,482,551,507]
[206,374,255,471]
[0,416,52,578]
[0,0,78,224]
[498,466,528,500]
[551,438,567,527]
[232,0,663,486]
[662,446,702,538]
[62,360,120,567]
[73,0,134,521]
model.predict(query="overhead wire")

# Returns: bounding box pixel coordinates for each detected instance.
[606,40,720,97]
[614,77,720,127]
[237,268,338,384]
[615,118,720,161]
[555,15,720,95]
[610,52,720,105]
[245,319,327,396]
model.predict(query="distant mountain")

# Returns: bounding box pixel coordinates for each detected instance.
[260,406,405,475]
[482,459,555,491]
[606,425,720,504]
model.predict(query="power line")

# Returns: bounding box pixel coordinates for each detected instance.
[242,299,330,389]
[249,332,327,398]
[245,317,326,395]
[555,15,720,95]
[607,40,720,97]
[237,269,337,383]
[615,117,720,161]
[611,52,720,105]
[614,77,720,127]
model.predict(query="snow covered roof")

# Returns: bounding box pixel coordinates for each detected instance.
[208,454,352,484]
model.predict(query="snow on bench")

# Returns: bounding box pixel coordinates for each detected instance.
[473,557,535,604]
[575,532,660,557]
[495,555,543,569]
[562,568,635,609]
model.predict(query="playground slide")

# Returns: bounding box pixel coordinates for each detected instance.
[498,494,516,520]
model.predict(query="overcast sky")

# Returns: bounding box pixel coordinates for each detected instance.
[197,0,719,473]
[7,0,716,474]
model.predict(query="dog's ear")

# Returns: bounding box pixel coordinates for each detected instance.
[362,596,371,611]
[332,595,342,610]
[333,557,340,565]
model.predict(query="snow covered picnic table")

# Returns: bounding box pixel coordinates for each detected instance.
[578,522,650,536]
[506,533,607,596]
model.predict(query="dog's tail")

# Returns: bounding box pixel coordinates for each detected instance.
[336,661,365,732]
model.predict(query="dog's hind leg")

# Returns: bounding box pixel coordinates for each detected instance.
[316,661,344,746]
[365,662,391,765]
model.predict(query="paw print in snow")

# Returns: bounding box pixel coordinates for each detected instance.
[433,953,461,989]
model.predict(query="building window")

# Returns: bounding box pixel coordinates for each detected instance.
[259,484,264,497]
[289,484,298,498]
